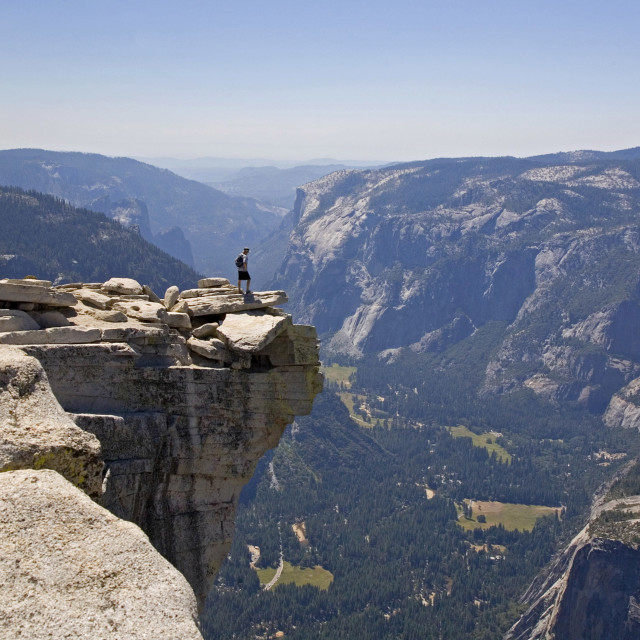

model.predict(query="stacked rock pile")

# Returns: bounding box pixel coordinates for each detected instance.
[0,276,293,370]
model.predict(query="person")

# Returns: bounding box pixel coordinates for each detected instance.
[237,247,251,294]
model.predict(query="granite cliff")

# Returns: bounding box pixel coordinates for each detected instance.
[271,152,640,415]
[507,467,640,640]
[0,276,322,638]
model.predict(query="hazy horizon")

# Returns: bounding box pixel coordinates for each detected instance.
[2,0,639,162]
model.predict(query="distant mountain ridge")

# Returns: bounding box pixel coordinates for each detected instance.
[270,148,640,416]
[209,164,377,209]
[0,186,199,291]
[0,149,280,276]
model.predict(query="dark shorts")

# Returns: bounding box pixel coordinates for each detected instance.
[238,271,251,281]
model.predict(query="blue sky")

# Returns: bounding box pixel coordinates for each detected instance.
[2,0,639,161]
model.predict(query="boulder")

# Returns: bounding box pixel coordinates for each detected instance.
[217,311,290,353]
[164,285,180,309]
[0,469,202,640]
[259,325,320,366]
[184,291,288,316]
[101,277,144,296]
[171,299,190,314]
[192,322,219,339]
[187,337,232,363]
[167,312,192,329]
[0,309,40,332]
[0,281,77,307]
[74,288,113,309]
[0,347,103,497]
[111,300,169,324]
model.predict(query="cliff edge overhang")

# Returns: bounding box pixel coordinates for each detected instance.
[0,276,322,637]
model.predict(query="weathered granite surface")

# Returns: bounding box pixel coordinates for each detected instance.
[0,346,102,498]
[0,469,202,640]
[0,276,322,627]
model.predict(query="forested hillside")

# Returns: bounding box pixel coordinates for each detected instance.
[0,186,199,290]
[202,375,639,639]
[0,149,280,275]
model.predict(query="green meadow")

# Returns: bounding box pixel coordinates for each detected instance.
[448,425,512,463]
[256,561,334,590]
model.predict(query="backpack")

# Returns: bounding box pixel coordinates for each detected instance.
[235,253,245,268]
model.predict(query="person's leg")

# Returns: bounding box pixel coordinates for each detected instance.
[246,278,251,293]
[237,278,242,293]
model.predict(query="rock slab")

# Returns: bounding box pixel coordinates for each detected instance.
[0,346,103,498]
[0,281,77,307]
[0,469,203,640]
[217,311,290,353]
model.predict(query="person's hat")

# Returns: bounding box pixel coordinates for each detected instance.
[243,247,250,251]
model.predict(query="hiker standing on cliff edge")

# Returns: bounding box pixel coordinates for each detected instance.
[236,247,251,294]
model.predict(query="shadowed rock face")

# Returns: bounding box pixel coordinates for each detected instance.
[553,540,640,640]
[0,276,322,612]
[507,494,640,640]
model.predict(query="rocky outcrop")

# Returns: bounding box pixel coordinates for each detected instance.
[604,378,640,430]
[0,469,203,640]
[0,275,322,628]
[506,482,640,640]
[0,346,103,497]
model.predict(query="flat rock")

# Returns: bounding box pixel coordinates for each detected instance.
[80,306,129,323]
[192,322,219,339]
[167,311,192,329]
[198,277,230,288]
[187,336,232,363]
[0,326,102,345]
[185,291,289,316]
[111,300,169,324]
[74,288,113,309]
[164,285,180,309]
[180,286,237,299]
[101,277,143,296]
[0,309,40,332]
[0,469,202,640]
[0,281,77,307]
[5,277,53,287]
[217,311,291,353]
[0,347,103,497]
[56,282,103,290]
